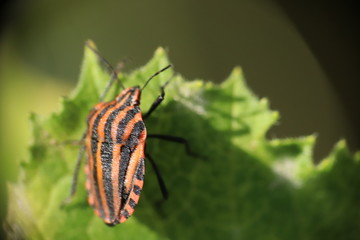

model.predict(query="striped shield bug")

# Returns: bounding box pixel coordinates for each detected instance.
[62,41,197,226]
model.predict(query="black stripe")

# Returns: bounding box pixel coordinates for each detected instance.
[119,145,131,206]
[116,107,140,143]
[90,138,105,218]
[116,88,132,103]
[100,141,115,220]
[118,120,145,205]
[104,90,137,142]
[133,185,141,195]
[91,103,115,140]
[126,120,145,149]
[136,158,145,181]
[90,103,116,219]
[123,209,130,219]
[116,88,137,103]
[129,198,136,209]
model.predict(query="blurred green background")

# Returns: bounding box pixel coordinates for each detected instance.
[0,0,359,238]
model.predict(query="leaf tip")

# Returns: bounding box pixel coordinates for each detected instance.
[85,39,97,50]
[335,139,347,150]
[231,66,243,77]
[272,110,280,122]
[355,151,360,163]
[316,139,348,172]
[154,47,166,57]
[305,134,317,145]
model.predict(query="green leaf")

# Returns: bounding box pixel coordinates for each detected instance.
[7,41,360,240]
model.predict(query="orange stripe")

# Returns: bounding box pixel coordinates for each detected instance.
[119,177,144,223]
[84,164,94,206]
[86,102,112,218]
[110,107,129,142]
[119,154,145,223]
[110,143,122,217]
[124,141,146,192]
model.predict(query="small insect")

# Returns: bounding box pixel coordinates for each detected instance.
[63,41,196,226]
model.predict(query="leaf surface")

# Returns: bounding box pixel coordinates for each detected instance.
[7,41,360,240]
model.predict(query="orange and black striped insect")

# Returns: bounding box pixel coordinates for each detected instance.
[63,42,196,226]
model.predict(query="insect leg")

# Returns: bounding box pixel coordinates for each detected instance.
[145,152,169,199]
[61,144,86,208]
[143,80,171,120]
[147,134,204,159]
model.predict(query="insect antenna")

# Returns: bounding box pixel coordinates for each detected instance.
[85,41,126,101]
[141,64,172,91]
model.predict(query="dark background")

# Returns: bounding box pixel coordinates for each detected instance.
[1,0,359,238]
